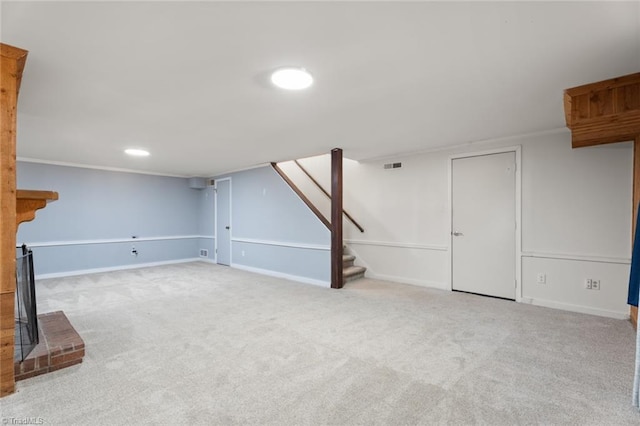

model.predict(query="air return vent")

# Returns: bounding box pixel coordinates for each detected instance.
[383,162,402,169]
[189,178,207,189]
[199,249,209,258]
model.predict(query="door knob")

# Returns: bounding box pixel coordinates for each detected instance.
[225,226,230,230]
[451,231,464,236]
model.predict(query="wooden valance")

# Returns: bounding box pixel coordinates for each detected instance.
[564,72,640,148]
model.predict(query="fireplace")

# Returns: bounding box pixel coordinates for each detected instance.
[14,244,38,362]
[13,243,85,382]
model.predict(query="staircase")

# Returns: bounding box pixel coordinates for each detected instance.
[271,159,366,288]
[343,254,366,283]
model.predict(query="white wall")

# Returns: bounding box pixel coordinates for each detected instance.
[291,129,633,318]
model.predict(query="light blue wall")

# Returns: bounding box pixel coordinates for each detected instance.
[216,166,330,284]
[232,241,330,283]
[17,162,202,276]
[197,186,216,260]
[198,186,215,236]
[16,162,328,283]
[31,239,199,275]
[220,166,329,244]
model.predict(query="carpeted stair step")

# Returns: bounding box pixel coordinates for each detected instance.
[343,254,355,268]
[344,265,366,283]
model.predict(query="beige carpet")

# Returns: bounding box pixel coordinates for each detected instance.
[1,262,638,425]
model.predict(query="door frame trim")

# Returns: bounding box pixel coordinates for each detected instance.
[447,146,522,301]
[214,177,232,265]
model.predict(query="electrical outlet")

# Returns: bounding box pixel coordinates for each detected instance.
[591,279,600,290]
[536,273,546,284]
[585,279,592,289]
[241,250,245,257]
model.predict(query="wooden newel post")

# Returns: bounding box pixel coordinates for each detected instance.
[1,43,28,397]
[331,148,344,289]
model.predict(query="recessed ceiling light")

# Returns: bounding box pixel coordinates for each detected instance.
[125,148,150,157]
[271,67,313,90]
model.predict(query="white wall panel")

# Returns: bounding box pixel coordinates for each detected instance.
[292,130,633,318]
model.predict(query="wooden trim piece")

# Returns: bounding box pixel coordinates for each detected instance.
[572,135,639,149]
[294,160,365,233]
[570,112,640,148]
[564,72,640,148]
[565,72,640,96]
[17,190,59,200]
[1,42,28,397]
[16,190,58,226]
[270,163,331,230]
[563,92,572,127]
[0,44,28,95]
[331,148,344,289]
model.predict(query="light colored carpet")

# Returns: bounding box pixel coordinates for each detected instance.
[1,262,638,425]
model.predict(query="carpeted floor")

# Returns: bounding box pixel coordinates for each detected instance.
[1,262,638,425]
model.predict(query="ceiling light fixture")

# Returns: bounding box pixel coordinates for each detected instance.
[124,148,150,157]
[271,67,313,90]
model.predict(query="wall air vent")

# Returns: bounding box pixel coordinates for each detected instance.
[383,162,402,169]
[189,177,207,189]
[199,249,209,258]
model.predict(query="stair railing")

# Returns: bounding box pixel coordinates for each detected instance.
[272,150,362,289]
[292,160,364,233]
[270,162,331,230]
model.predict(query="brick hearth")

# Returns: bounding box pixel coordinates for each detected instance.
[14,311,85,381]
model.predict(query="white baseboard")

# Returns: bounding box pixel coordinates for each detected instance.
[197,258,218,264]
[230,263,330,288]
[520,297,629,320]
[365,271,449,291]
[35,258,201,280]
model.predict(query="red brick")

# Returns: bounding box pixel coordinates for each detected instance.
[35,354,49,369]
[20,357,35,372]
[51,350,84,366]
[15,368,48,382]
[49,358,82,372]
[13,311,85,382]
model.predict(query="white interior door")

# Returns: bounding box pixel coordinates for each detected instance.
[451,152,516,299]
[215,179,231,266]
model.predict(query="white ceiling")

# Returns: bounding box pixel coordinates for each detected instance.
[2,1,639,177]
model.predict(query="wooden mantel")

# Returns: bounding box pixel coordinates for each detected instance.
[17,190,58,226]
[564,72,640,327]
